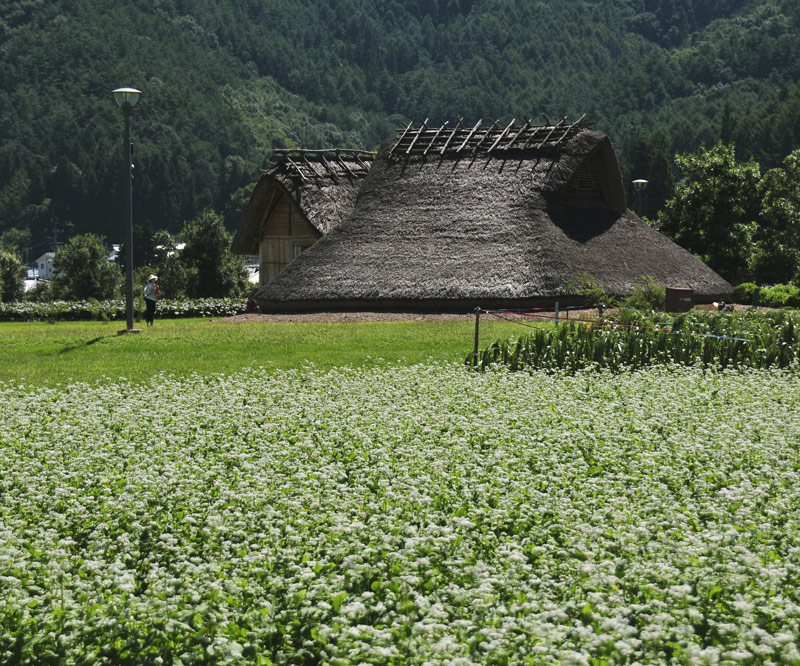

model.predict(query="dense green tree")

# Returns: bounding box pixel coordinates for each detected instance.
[752,149,800,284]
[656,142,761,283]
[1,226,32,256]
[136,229,190,300]
[117,222,158,276]
[51,234,123,300]
[179,210,247,298]
[0,250,25,302]
[155,254,191,300]
[657,143,800,286]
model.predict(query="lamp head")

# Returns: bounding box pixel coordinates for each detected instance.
[112,87,142,109]
[632,179,648,191]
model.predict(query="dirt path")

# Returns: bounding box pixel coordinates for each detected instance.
[214,304,762,324]
[214,312,478,324]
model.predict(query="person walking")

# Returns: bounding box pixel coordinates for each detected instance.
[143,274,160,326]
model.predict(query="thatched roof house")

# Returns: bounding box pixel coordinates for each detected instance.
[251,118,732,312]
[232,149,374,285]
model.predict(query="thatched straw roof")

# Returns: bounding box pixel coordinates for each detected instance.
[254,120,732,312]
[231,149,374,255]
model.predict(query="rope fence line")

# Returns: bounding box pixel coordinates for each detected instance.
[475,306,795,347]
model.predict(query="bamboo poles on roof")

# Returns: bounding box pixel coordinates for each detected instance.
[390,115,594,159]
[271,148,375,180]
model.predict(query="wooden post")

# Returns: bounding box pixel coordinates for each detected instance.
[554,301,559,324]
[472,307,481,368]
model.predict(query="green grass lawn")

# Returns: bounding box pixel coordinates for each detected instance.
[0,317,525,385]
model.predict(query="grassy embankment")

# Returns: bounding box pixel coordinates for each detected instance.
[0,317,522,385]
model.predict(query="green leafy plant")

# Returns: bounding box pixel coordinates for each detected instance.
[760,283,800,308]
[733,282,759,305]
[574,273,615,310]
[469,310,800,373]
[622,275,666,312]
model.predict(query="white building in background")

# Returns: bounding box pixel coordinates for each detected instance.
[245,256,260,284]
[35,252,55,280]
[24,268,39,292]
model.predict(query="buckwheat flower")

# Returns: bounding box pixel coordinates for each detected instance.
[667,583,694,599]
[639,625,665,641]
[562,650,591,665]
[774,631,797,645]
[116,572,136,593]
[722,649,753,661]
[683,644,722,665]
[781,642,800,662]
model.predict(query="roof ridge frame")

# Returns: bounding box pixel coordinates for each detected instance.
[388,116,595,160]
[270,148,375,180]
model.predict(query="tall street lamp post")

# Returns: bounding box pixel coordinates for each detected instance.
[632,178,648,218]
[113,87,142,334]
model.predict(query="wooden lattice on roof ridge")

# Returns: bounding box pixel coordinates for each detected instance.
[270,148,376,181]
[388,115,593,159]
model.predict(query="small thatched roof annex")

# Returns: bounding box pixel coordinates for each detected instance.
[231,148,374,256]
[253,118,732,312]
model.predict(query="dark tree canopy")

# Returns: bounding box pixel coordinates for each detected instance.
[179,210,248,299]
[0,250,25,302]
[0,0,798,268]
[51,234,124,301]
[656,143,800,285]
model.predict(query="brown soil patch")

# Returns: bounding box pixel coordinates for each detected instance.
[213,312,478,324]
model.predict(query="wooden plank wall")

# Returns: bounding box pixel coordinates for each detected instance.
[259,197,320,284]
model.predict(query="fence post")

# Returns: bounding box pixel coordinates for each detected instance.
[472,307,481,368]
[554,301,559,324]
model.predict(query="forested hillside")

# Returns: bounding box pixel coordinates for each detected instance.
[1,0,798,252]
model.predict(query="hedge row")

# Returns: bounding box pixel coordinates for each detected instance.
[733,283,800,308]
[0,298,248,322]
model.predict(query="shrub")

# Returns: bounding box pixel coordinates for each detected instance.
[622,275,666,311]
[573,273,615,309]
[760,284,800,308]
[733,282,759,305]
[0,298,248,322]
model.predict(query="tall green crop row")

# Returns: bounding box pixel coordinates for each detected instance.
[469,311,800,373]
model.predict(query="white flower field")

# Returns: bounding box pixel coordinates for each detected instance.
[1,363,799,665]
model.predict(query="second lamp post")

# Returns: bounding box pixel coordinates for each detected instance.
[113,87,142,333]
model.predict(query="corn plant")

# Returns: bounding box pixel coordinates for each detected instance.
[468,310,800,372]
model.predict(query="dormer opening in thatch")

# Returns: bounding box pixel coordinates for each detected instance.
[232,149,374,285]
[253,117,732,313]
[558,142,625,212]
[563,159,604,205]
